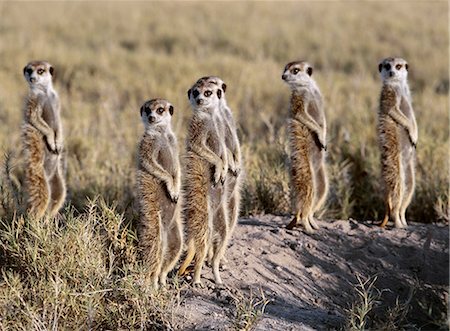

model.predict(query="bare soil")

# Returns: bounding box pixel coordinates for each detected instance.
[175,215,449,330]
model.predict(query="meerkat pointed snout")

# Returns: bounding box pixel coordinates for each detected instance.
[281,60,328,234]
[140,98,174,128]
[188,85,222,110]
[23,61,54,88]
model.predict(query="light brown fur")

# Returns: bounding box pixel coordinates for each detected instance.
[178,80,229,286]
[282,61,328,234]
[196,76,243,267]
[137,98,183,288]
[22,61,66,219]
[377,57,417,228]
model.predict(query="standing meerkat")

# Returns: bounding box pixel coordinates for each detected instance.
[377,57,418,229]
[178,79,229,286]
[136,98,183,289]
[196,76,242,266]
[22,61,66,219]
[281,61,328,234]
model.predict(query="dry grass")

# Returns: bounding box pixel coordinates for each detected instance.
[0,1,448,329]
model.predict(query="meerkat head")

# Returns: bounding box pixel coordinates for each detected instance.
[187,80,223,111]
[23,61,54,89]
[378,57,409,83]
[140,98,174,130]
[282,61,314,89]
[196,76,227,94]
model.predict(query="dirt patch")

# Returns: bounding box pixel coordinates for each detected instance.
[176,215,449,330]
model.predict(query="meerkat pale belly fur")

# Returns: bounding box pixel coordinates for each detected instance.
[282,61,328,234]
[195,76,242,266]
[137,98,183,288]
[377,57,417,229]
[178,79,229,286]
[22,61,66,219]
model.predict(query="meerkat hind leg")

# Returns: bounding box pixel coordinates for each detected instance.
[48,165,66,217]
[193,244,208,288]
[309,216,320,230]
[159,222,183,287]
[286,213,299,230]
[400,161,415,227]
[302,217,315,234]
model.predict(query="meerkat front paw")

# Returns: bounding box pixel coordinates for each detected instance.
[45,134,58,154]
[409,135,417,149]
[55,137,63,154]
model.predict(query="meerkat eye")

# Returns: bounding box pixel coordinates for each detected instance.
[395,64,402,70]
[156,107,164,115]
[192,90,200,98]
[384,63,391,71]
[204,90,212,97]
[292,68,300,75]
[37,69,45,75]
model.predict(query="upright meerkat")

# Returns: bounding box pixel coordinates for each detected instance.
[22,61,66,219]
[196,76,242,265]
[281,61,328,234]
[136,98,183,288]
[178,79,229,286]
[377,57,418,229]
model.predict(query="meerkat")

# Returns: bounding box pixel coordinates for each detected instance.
[136,98,183,288]
[22,61,66,219]
[377,57,418,229]
[196,76,242,266]
[178,79,229,286]
[281,61,328,234]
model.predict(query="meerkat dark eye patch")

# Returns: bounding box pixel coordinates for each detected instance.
[307,67,313,76]
[24,67,33,75]
[37,68,45,75]
[292,68,300,75]
[384,63,391,71]
[193,90,200,98]
[157,107,164,115]
[204,90,212,97]
[217,89,222,99]
[169,105,174,115]
[395,64,402,70]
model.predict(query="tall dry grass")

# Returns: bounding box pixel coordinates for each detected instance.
[0,2,448,328]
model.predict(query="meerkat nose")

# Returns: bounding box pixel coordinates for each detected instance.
[197,99,203,105]
[282,74,287,80]
[30,77,36,83]
[148,116,156,123]
[389,71,394,77]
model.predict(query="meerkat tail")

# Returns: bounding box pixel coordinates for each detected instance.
[178,241,196,276]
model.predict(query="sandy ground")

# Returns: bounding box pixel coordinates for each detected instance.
[175,215,449,330]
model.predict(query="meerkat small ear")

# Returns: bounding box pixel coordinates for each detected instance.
[49,66,54,76]
[217,89,222,99]
[405,63,409,71]
[140,105,144,117]
[23,66,27,76]
[222,83,227,93]
[169,105,174,116]
[378,63,383,72]
[187,89,191,99]
[307,67,313,76]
